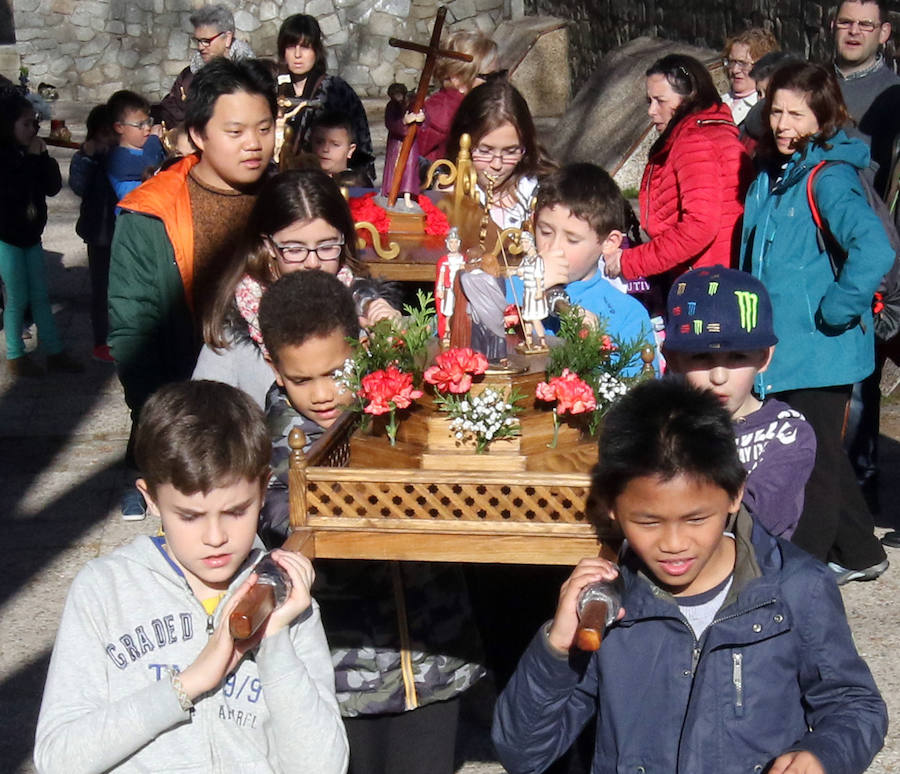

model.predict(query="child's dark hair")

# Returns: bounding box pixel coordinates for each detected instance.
[85,104,114,141]
[311,110,355,144]
[135,380,270,496]
[590,380,746,523]
[203,168,365,348]
[536,163,639,243]
[0,93,35,147]
[259,270,358,364]
[107,90,151,125]
[184,57,277,137]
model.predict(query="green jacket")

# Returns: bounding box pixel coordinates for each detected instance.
[108,158,201,416]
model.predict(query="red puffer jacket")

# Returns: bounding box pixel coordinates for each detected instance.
[622,103,753,280]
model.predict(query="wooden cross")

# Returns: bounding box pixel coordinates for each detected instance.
[386,6,472,207]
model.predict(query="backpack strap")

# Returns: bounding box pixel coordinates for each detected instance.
[805,160,845,278]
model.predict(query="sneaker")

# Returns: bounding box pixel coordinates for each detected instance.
[92,344,114,363]
[827,559,889,585]
[8,354,45,378]
[881,531,900,549]
[47,350,85,373]
[121,488,147,521]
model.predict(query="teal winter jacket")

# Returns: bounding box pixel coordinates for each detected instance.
[740,130,893,395]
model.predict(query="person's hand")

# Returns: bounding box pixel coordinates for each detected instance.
[360,298,402,328]
[541,247,569,288]
[27,136,46,155]
[768,751,825,774]
[547,558,624,654]
[604,248,623,279]
[403,110,425,125]
[150,123,164,138]
[176,576,266,700]
[259,549,315,637]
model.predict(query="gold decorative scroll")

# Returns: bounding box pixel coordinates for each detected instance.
[355,221,401,260]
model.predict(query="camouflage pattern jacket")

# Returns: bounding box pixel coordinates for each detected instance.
[264,384,486,716]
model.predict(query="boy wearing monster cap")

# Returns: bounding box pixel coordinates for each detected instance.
[664,267,816,540]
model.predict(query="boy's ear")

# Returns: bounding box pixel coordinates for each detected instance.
[729,484,745,516]
[135,478,157,515]
[600,229,624,256]
[346,142,357,160]
[188,126,205,154]
[756,345,775,374]
[264,353,284,385]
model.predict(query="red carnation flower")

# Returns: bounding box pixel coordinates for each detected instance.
[424,347,489,394]
[537,369,596,415]
[361,367,422,415]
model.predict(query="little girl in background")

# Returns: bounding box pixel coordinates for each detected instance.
[194,168,400,407]
[0,94,81,377]
[446,79,555,231]
[69,103,118,363]
[418,30,499,165]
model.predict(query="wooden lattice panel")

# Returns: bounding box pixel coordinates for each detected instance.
[305,471,591,527]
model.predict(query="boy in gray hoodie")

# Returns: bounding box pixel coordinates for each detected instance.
[34,380,348,773]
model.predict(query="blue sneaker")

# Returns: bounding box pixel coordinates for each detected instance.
[121,488,147,521]
[827,559,889,585]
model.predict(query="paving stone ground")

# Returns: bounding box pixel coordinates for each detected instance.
[1,122,897,774]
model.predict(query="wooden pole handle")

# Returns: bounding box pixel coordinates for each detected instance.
[575,599,609,651]
[229,583,276,640]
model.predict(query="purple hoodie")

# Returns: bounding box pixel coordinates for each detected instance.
[733,397,816,539]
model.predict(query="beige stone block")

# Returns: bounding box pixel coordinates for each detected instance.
[396,48,425,69]
[50,0,75,12]
[258,0,278,21]
[319,12,341,37]
[81,66,106,87]
[367,11,398,37]
[74,26,95,41]
[307,0,335,17]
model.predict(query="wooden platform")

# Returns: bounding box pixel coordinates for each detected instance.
[285,368,619,566]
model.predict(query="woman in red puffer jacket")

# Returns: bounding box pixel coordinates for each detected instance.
[606,54,754,288]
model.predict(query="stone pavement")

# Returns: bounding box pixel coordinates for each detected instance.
[1,138,898,774]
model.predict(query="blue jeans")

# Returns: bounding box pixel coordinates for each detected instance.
[0,240,62,360]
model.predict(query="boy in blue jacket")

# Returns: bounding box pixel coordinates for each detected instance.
[492,379,886,774]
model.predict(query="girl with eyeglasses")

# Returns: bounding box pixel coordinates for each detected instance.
[276,14,374,180]
[0,93,82,377]
[194,168,399,407]
[445,79,555,231]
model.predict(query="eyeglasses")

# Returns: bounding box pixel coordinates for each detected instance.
[835,17,881,32]
[471,145,525,164]
[192,30,227,48]
[121,118,153,130]
[723,58,754,72]
[268,236,345,264]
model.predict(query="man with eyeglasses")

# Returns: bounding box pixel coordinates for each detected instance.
[831,0,900,539]
[154,4,254,128]
[832,0,899,197]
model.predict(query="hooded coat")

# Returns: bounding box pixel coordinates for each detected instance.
[741,130,894,395]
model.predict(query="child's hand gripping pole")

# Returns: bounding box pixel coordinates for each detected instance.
[575,574,624,651]
[229,554,292,640]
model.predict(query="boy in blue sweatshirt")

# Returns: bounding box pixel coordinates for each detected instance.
[106,89,166,200]
[492,379,886,774]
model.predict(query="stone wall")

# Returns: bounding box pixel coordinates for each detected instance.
[525,0,900,92]
[9,0,515,102]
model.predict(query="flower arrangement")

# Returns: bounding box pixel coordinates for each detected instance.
[423,347,524,453]
[536,306,649,441]
[349,192,450,237]
[359,366,423,445]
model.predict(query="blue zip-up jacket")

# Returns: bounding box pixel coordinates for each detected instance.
[741,130,893,395]
[492,511,887,774]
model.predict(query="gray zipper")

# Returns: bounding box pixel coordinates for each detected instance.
[732,651,744,716]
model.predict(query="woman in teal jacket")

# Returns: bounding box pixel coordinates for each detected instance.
[741,61,891,580]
